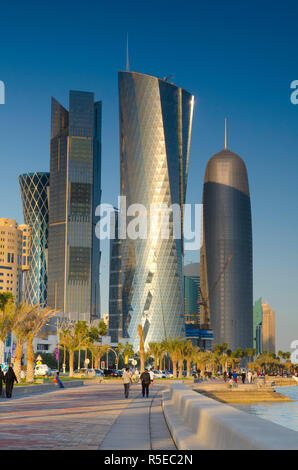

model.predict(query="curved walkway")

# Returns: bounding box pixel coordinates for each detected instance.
[100,385,176,450]
[0,382,175,450]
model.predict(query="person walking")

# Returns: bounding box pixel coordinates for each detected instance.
[232,371,238,383]
[140,368,151,398]
[0,366,5,397]
[53,372,64,389]
[4,364,18,398]
[241,371,246,384]
[123,367,132,398]
[149,368,154,388]
[247,370,253,384]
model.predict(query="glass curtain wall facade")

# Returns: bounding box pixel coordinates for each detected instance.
[253,297,263,353]
[200,149,253,351]
[48,91,101,321]
[108,209,123,343]
[119,71,194,351]
[19,172,50,306]
[184,263,200,325]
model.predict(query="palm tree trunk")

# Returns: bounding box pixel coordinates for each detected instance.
[26,338,35,383]
[172,358,177,379]
[63,346,66,372]
[78,349,81,369]
[69,350,74,376]
[140,352,145,373]
[0,340,5,365]
[14,339,24,382]
[187,359,191,377]
[178,359,183,378]
[154,356,157,369]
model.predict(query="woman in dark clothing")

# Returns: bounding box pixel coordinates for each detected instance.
[0,366,5,397]
[4,365,18,398]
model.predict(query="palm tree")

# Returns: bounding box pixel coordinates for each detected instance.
[158,341,168,371]
[13,304,57,382]
[86,325,102,368]
[90,343,110,369]
[165,337,183,379]
[26,306,57,382]
[245,348,254,363]
[0,292,14,310]
[184,341,198,377]
[115,343,125,369]
[195,351,210,375]
[97,321,108,343]
[123,343,135,367]
[0,296,16,364]
[213,343,229,372]
[75,321,89,370]
[12,303,36,381]
[148,342,160,370]
[59,326,82,377]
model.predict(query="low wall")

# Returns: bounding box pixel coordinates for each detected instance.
[162,383,298,450]
[2,380,84,398]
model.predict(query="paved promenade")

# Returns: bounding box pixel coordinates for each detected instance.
[0,382,175,450]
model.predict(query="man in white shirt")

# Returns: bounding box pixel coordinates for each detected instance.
[123,367,132,398]
[149,368,155,388]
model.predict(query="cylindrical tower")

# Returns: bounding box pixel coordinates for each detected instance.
[19,172,50,306]
[200,147,253,351]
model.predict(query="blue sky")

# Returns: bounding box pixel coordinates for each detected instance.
[0,0,297,351]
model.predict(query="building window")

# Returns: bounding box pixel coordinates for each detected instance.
[37,344,49,351]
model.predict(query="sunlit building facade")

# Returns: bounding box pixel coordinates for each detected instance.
[0,218,30,303]
[19,172,50,306]
[119,71,194,350]
[262,302,276,354]
[48,91,101,321]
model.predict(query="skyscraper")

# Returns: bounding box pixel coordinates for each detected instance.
[119,71,194,350]
[19,172,50,306]
[253,297,263,354]
[184,263,200,326]
[108,209,123,343]
[48,91,101,322]
[0,218,30,303]
[262,302,276,354]
[200,131,253,351]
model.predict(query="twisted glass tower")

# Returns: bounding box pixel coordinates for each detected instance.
[200,145,253,351]
[19,172,50,306]
[119,71,194,350]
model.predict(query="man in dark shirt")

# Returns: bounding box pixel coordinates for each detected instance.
[140,368,151,398]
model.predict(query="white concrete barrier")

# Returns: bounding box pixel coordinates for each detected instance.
[163,383,298,450]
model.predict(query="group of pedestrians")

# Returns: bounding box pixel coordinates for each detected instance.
[0,364,18,399]
[122,367,155,399]
[223,369,254,384]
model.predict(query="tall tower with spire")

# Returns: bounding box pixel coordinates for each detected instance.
[200,121,253,350]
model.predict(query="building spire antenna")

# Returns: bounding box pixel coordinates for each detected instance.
[224,118,228,150]
[126,33,130,72]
